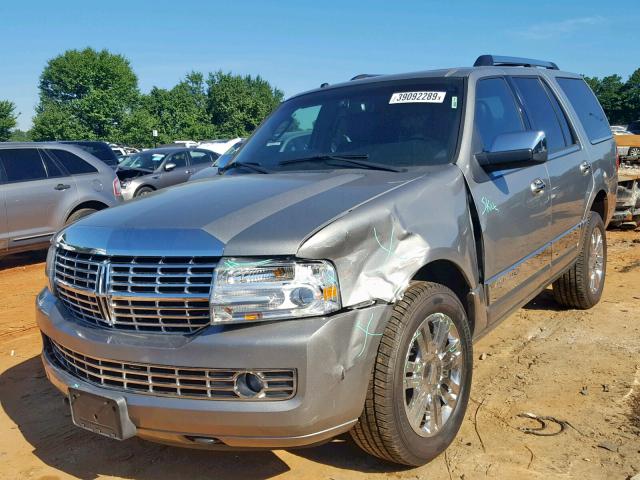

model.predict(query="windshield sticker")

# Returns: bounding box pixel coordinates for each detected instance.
[389,91,446,104]
[451,96,458,109]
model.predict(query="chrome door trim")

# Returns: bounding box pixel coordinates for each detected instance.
[13,231,55,242]
[485,242,552,305]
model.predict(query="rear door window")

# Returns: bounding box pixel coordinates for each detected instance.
[511,77,567,153]
[190,150,216,165]
[475,78,525,150]
[556,78,611,143]
[0,149,48,183]
[47,149,98,174]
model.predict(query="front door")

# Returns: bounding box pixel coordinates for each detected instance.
[465,77,553,323]
[156,151,191,188]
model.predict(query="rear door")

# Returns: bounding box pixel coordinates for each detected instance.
[510,76,590,277]
[1,148,77,249]
[465,77,553,323]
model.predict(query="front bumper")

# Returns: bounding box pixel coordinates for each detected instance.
[36,288,391,449]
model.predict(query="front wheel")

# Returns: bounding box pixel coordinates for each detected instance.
[350,282,473,466]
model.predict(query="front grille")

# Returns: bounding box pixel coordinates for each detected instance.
[47,338,296,401]
[53,248,217,333]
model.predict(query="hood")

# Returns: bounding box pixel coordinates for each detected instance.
[116,167,153,181]
[63,170,428,257]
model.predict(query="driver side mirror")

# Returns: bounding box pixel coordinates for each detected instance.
[476,131,548,169]
[164,162,177,172]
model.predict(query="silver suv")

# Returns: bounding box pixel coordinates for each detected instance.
[0,143,121,257]
[36,56,616,466]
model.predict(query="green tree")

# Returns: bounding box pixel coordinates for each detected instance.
[32,47,139,141]
[0,100,17,141]
[207,71,283,137]
[9,129,33,142]
[141,72,216,144]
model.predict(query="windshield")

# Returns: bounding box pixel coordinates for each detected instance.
[214,141,244,169]
[119,151,167,170]
[232,79,463,172]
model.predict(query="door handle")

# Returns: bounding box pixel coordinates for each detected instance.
[530,178,546,195]
[54,184,71,191]
[579,161,592,175]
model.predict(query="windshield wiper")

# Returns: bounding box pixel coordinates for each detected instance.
[279,154,403,172]
[221,161,270,174]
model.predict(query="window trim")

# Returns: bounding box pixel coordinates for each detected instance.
[555,76,613,146]
[0,148,49,184]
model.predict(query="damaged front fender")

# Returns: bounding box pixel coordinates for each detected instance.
[298,166,481,311]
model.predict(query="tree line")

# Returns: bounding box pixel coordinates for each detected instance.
[1,48,639,144]
[0,48,283,145]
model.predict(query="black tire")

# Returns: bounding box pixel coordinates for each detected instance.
[135,186,155,197]
[65,208,97,225]
[350,282,473,466]
[553,211,606,309]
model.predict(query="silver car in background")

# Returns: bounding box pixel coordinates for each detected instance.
[116,147,218,200]
[0,142,122,257]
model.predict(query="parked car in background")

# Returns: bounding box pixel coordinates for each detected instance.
[58,141,120,169]
[173,140,199,148]
[188,139,244,181]
[0,142,121,257]
[109,144,139,157]
[37,55,616,466]
[614,132,640,158]
[116,147,218,200]
[627,120,640,134]
[198,138,243,155]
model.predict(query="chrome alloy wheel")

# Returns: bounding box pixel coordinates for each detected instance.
[403,313,463,437]
[588,228,604,294]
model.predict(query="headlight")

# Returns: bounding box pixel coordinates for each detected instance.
[45,242,57,294]
[210,258,340,324]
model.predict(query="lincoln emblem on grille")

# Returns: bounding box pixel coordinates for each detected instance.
[94,261,115,326]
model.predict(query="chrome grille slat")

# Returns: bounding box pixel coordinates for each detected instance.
[53,247,217,333]
[48,339,296,401]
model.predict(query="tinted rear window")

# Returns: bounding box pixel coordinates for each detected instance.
[556,78,611,143]
[48,149,98,174]
[0,149,47,183]
[63,142,118,166]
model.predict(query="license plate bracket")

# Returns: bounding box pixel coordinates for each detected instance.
[69,388,136,440]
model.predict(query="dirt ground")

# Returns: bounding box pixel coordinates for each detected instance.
[1,230,639,480]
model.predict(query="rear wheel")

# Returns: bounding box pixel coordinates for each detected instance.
[553,211,606,309]
[350,282,472,466]
[65,208,97,225]
[629,147,640,157]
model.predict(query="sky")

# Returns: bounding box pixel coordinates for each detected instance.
[1,0,639,130]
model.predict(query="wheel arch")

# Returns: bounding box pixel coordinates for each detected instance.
[410,259,476,335]
[590,189,607,223]
[66,200,110,222]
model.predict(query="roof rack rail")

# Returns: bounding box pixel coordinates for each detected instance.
[474,55,559,70]
[350,74,381,81]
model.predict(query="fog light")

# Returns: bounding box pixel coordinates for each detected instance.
[234,371,266,399]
